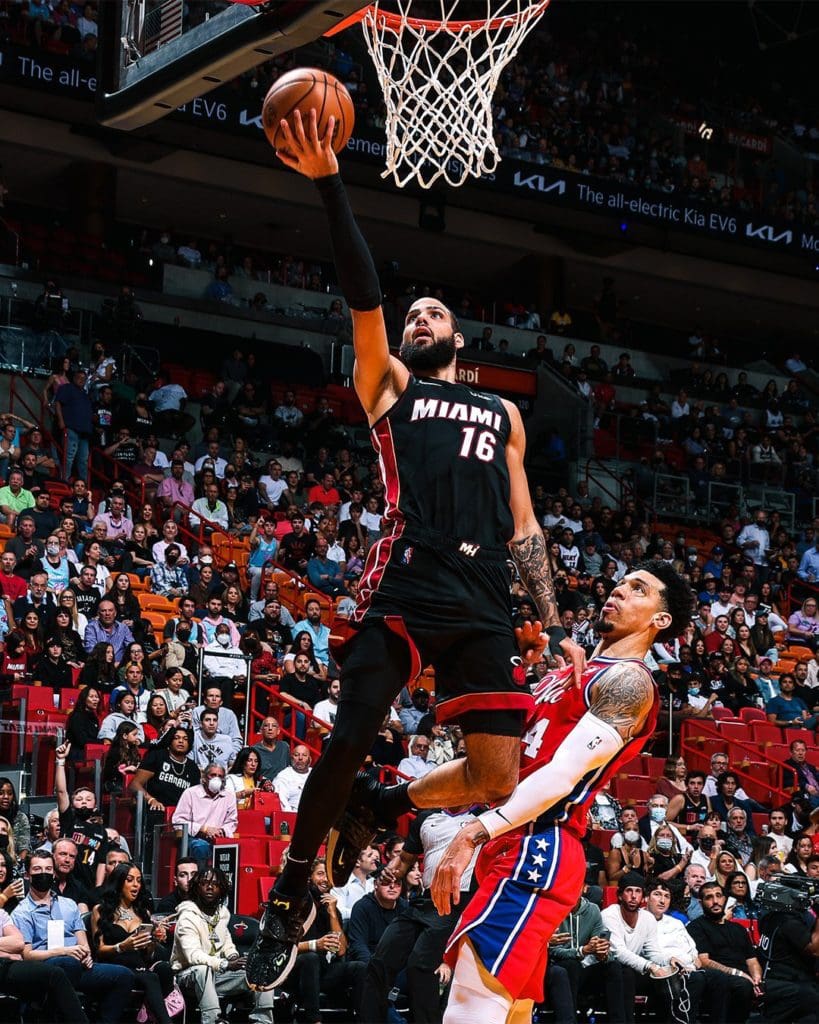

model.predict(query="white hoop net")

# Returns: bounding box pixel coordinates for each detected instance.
[360,0,550,189]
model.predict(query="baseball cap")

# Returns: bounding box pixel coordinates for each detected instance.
[579,571,591,579]
[711,545,723,554]
[223,561,238,571]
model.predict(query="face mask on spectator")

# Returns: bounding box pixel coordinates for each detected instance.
[699,838,715,852]
[207,777,223,794]
[623,830,640,844]
[216,634,230,647]
[46,544,60,557]
[29,872,54,893]
[656,838,673,853]
[73,806,94,821]
[650,807,666,823]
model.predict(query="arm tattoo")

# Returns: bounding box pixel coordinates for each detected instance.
[589,660,654,740]
[508,529,559,628]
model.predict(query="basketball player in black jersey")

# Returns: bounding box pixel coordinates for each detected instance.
[246,109,585,991]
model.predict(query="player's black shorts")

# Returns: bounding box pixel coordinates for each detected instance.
[336,535,534,729]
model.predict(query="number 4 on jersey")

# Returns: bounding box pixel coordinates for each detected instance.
[459,426,496,462]
[522,718,549,758]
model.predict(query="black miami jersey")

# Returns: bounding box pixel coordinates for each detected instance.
[371,375,513,553]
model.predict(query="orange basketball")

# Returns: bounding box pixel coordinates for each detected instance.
[262,68,355,154]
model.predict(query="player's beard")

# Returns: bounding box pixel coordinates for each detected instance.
[399,332,457,371]
[597,616,615,634]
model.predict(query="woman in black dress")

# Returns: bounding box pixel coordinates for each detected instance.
[65,686,102,760]
[90,862,174,1024]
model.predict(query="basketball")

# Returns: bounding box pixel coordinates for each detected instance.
[262,68,355,154]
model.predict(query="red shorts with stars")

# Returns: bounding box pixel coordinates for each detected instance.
[445,825,585,1003]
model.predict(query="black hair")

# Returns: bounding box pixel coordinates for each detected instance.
[190,866,230,905]
[95,863,154,943]
[0,778,19,823]
[630,560,694,642]
[231,746,262,782]
[617,871,646,893]
[644,876,673,898]
[716,771,739,791]
[699,880,724,898]
[685,770,706,783]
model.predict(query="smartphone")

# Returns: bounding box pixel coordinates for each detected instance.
[598,929,611,940]
[136,924,154,936]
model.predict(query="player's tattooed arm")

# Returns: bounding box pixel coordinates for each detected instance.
[589,661,655,741]
[509,530,559,628]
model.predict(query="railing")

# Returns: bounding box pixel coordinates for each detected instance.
[8,371,67,473]
[584,457,655,524]
[679,719,791,805]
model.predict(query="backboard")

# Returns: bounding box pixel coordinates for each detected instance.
[97,0,369,131]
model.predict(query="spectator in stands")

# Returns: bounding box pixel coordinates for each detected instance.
[98,692,145,744]
[149,544,188,599]
[787,596,819,651]
[172,866,275,1024]
[279,512,315,574]
[600,874,679,1019]
[0,470,33,530]
[247,518,278,601]
[783,739,819,806]
[287,857,364,1023]
[797,533,819,582]
[3,516,44,581]
[200,595,239,647]
[347,867,406,968]
[292,598,330,667]
[0,551,26,601]
[130,725,199,813]
[12,569,54,625]
[201,624,246,706]
[314,677,341,730]
[65,685,101,760]
[79,641,115,692]
[686,881,762,1022]
[155,857,199,914]
[191,686,242,757]
[331,844,379,924]
[667,770,712,839]
[190,709,236,772]
[710,773,761,832]
[11,849,133,1023]
[50,837,92,912]
[397,686,430,735]
[766,673,817,730]
[307,534,346,597]
[225,747,265,811]
[272,743,312,812]
[278,652,322,740]
[397,735,435,781]
[253,716,291,783]
[152,520,190,566]
[189,483,229,534]
[54,369,93,481]
[172,763,237,865]
[83,599,133,663]
[90,862,174,1024]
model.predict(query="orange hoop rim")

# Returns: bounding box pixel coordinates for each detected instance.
[325,0,549,37]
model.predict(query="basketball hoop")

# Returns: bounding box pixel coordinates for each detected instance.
[341,0,549,189]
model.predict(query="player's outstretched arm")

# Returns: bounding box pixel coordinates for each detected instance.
[504,401,586,684]
[430,662,654,914]
[276,109,406,420]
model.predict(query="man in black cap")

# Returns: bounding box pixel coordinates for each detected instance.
[703,546,724,579]
[399,687,430,735]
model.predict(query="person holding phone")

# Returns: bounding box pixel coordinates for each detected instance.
[90,862,174,1024]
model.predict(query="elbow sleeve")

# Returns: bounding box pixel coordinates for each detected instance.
[315,174,381,312]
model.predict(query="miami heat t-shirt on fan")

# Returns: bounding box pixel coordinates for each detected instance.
[59,807,111,888]
[139,746,200,806]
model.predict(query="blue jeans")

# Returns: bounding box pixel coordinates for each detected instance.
[64,429,89,481]
[188,836,213,866]
[48,956,133,1024]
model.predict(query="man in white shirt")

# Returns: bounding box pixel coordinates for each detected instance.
[601,875,677,1020]
[273,744,312,812]
[737,511,770,568]
[766,809,793,863]
[397,735,435,781]
[646,879,711,1020]
[190,483,230,533]
[258,460,288,508]
[194,441,228,479]
[330,844,378,923]
[314,678,341,730]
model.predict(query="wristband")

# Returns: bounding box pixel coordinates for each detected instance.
[56,760,65,766]
[309,939,317,952]
[545,625,568,655]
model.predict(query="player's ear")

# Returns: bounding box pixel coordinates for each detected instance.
[652,610,672,633]
[453,331,465,350]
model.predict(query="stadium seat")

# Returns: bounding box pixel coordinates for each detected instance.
[718,721,749,741]
[783,727,814,745]
[751,723,783,745]
[236,810,268,837]
[711,707,735,722]
[738,707,767,724]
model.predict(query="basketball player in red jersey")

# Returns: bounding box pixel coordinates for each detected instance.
[246,109,585,990]
[429,562,693,1024]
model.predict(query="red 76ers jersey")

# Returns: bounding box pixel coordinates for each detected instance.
[520,656,658,838]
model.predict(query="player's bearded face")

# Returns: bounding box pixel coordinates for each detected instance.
[399,331,457,371]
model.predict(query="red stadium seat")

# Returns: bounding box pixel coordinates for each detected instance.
[718,721,749,741]
[738,707,767,725]
[751,723,783,746]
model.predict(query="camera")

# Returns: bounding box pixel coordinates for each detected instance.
[755,875,819,914]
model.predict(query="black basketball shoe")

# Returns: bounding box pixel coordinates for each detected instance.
[245,889,315,991]
[326,771,397,888]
